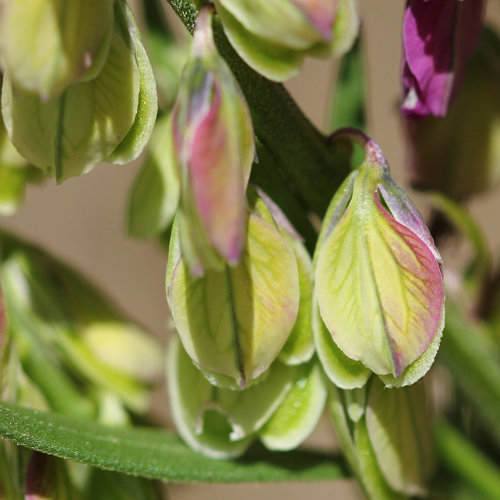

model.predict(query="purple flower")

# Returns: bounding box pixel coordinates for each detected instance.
[401,0,485,118]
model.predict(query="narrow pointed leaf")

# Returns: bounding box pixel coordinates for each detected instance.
[0,401,349,483]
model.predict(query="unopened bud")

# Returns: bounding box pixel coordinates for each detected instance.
[314,131,444,387]
[215,0,360,81]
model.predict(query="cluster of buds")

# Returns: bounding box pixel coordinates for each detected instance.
[167,189,326,457]
[162,4,446,480]
[214,0,360,81]
[314,131,443,496]
[0,0,157,182]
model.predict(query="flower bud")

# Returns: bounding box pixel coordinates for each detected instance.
[314,131,444,388]
[0,0,115,99]
[1,1,157,182]
[365,379,434,496]
[401,0,485,118]
[167,336,326,458]
[329,379,434,498]
[171,5,254,276]
[404,27,500,200]
[167,192,300,389]
[215,0,360,81]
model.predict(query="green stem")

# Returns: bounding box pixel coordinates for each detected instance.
[435,420,500,500]
[165,0,350,217]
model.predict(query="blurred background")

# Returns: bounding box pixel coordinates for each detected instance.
[1,1,500,498]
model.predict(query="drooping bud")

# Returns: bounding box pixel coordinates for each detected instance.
[404,27,500,200]
[171,5,254,276]
[365,379,434,496]
[328,379,434,498]
[167,336,326,458]
[314,130,444,387]
[401,0,485,118]
[167,192,300,389]
[214,0,360,81]
[0,0,115,99]
[1,1,157,182]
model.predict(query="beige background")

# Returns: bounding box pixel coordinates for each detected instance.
[2,1,500,498]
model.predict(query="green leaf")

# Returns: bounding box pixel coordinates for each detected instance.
[330,35,366,132]
[0,401,349,483]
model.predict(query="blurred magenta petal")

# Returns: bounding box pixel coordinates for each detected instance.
[401,0,485,117]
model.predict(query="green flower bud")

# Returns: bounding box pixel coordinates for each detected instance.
[1,1,157,182]
[167,193,301,389]
[0,0,115,99]
[214,0,360,81]
[405,27,500,200]
[314,131,444,388]
[329,379,434,498]
[171,5,254,276]
[167,337,326,458]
